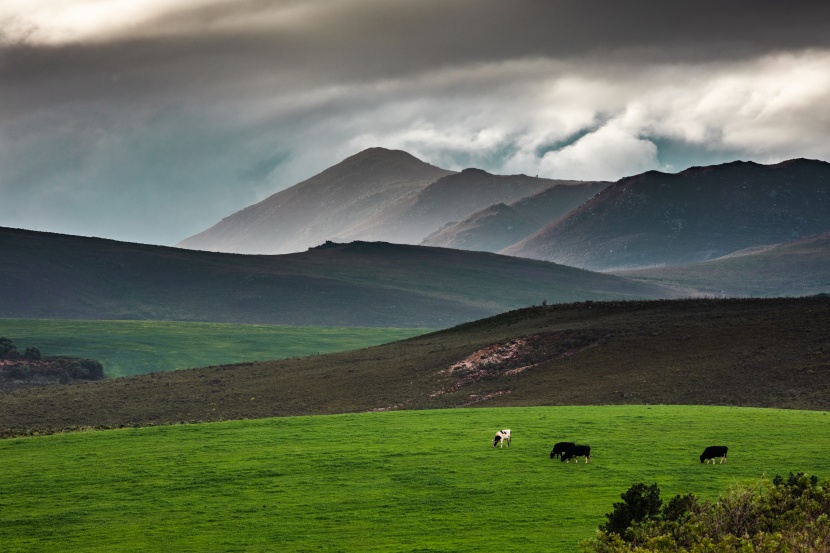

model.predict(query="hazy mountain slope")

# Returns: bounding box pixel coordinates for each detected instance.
[503,158,830,270]
[177,148,454,254]
[339,169,577,244]
[422,181,608,251]
[421,203,538,252]
[0,227,681,328]
[3,296,829,435]
[614,232,830,297]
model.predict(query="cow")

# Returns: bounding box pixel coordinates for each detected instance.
[493,429,512,448]
[550,441,575,459]
[561,444,591,463]
[700,446,728,464]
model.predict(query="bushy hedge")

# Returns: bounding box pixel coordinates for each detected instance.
[581,473,830,552]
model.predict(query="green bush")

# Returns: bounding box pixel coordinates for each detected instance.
[0,336,17,358]
[582,473,830,552]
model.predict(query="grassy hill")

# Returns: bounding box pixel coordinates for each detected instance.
[2,296,828,436]
[0,319,429,378]
[2,406,828,551]
[614,231,830,298]
[0,226,681,328]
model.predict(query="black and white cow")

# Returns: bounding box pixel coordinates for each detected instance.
[700,446,728,464]
[550,441,575,459]
[493,429,512,448]
[561,444,591,463]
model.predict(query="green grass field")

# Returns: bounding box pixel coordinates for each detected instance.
[0,319,430,378]
[1,405,828,552]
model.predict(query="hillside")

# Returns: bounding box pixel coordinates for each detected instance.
[0,226,680,328]
[503,158,830,270]
[614,231,830,297]
[338,168,579,244]
[2,296,829,436]
[422,180,608,251]
[177,147,454,254]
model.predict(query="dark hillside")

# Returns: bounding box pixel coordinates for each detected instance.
[2,297,828,436]
[422,180,608,252]
[0,226,679,327]
[615,232,830,297]
[503,158,830,270]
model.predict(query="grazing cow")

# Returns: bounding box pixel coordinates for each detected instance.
[700,446,728,464]
[561,444,591,463]
[493,429,512,448]
[550,441,575,459]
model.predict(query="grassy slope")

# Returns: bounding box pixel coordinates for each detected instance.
[0,226,680,327]
[2,406,829,552]
[613,231,830,298]
[2,297,829,435]
[0,319,429,378]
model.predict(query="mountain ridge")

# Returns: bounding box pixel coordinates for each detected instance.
[502,157,830,270]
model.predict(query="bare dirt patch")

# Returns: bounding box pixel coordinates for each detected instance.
[432,330,603,397]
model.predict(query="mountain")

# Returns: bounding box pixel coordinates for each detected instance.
[421,181,608,252]
[337,168,580,244]
[614,231,830,298]
[3,296,829,435]
[177,147,454,254]
[0,226,682,328]
[502,158,830,270]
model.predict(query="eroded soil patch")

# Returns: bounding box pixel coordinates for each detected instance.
[432,330,604,397]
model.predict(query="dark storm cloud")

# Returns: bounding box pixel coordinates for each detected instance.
[1,0,829,245]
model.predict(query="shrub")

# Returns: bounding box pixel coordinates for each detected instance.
[582,473,830,552]
[601,482,663,538]
[24,346,41,360]
[0,336,17,358]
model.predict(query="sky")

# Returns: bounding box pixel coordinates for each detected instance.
[2,0,829,246]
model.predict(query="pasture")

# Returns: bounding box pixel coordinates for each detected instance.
[1,405,828,552]
[0,319,429,377]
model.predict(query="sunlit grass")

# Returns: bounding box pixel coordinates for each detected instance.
[1,405,828,552]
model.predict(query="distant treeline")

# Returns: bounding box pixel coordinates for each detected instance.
[0,337,104,388]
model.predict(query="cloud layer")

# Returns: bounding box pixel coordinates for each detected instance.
[1,1,829,245]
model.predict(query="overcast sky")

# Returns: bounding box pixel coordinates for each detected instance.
[2,0,829,246]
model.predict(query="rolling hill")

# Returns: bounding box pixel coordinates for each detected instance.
[0,226,681,328]
[421,180,609,251]
[613,231,830,297]
[2,296,828,436]
[502,158,830,270]
[177,147,454,254]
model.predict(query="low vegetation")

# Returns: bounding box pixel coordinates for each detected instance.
[0,336,104,390]
[0,319,429,378]
[1,406,828,552]
[583,472,830,552]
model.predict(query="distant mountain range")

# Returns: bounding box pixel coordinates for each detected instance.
[422,180,609,252]
[178,149,830,278]
[178,148,454,255]
[0,226,681,327]
[177,148,602,254]
[503,158,830,270]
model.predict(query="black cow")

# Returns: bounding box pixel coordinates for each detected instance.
[550,441,575,459]
[561,444,591,463]
[700,446,728,464]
